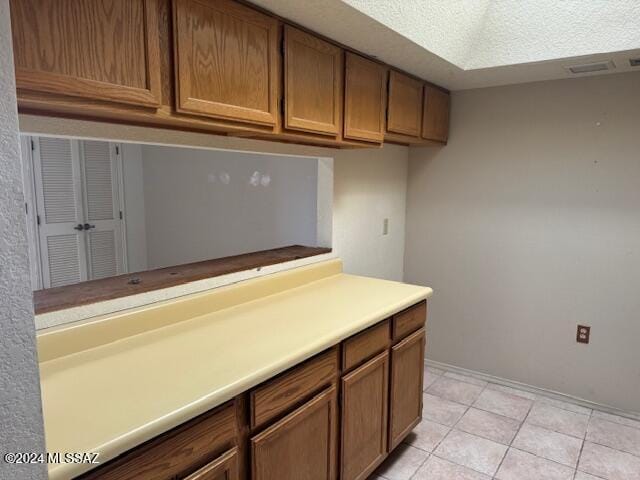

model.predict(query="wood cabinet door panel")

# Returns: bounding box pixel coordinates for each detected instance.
[389,328,425,450]
[341,351,389,480]
[284,26,343,136]
[10,0,162,108]
[173,0,279,125]
[184,447,239,480]
[251,386,337,480]
[422,85,450,142]
[344,53,387,143]
[386,71,422,137]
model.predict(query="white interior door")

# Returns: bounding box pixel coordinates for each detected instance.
[31,137,127,289]
[79,140,126,280]
[32,137,88,288]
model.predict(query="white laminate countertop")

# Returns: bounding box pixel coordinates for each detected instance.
[38,260,432,479]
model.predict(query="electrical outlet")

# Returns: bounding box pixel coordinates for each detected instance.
[382,218,389,235]
[576,325,590,344]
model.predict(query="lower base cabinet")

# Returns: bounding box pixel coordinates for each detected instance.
[389,328,426,450]
[251,386,338,480]
[340,351,389,480]
[75,302,427,480]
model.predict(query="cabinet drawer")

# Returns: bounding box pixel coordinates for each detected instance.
[79,401,237,479]
[392,301,427,342]
[342,320,390,372]
[250,348,339,430]
[184,447,239,480]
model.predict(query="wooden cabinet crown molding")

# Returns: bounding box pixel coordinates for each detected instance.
[283,25,343,136]
[10,0,163,108]
[172,0,280,127]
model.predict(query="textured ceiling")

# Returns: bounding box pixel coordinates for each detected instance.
[249,0,640,90]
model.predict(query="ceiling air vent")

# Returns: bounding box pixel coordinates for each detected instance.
[565,60,615,75]
[630,58,640,67]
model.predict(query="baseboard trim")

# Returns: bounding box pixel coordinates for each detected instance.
[425,358,640,422]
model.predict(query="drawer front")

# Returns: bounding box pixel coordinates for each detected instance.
[342,320,390,372]
[392,301,427,342]
[79,401,237,479]
[250,347,338,430]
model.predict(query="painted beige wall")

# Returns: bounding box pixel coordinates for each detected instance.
[19,116,409,282]
[406,72,640,413]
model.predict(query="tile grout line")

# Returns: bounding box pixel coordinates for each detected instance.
[573,406,593,478]
[491,394,536,479]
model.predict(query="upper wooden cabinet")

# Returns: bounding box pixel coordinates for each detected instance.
[173,0,279,127]
[386,71,423,138]
[343,53,387,143]
[422,85,450,143]
[284,26,343,136]
[10,0,162,108]
[10,0,448,148]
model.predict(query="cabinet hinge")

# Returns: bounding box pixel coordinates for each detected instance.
[119,211,123,220]
[115,145,120,155]
[30,139,35,151]
[36,214,41,226]
[25,203,28,215]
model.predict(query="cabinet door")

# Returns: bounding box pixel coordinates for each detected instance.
[184,447,238,480]
[422,85,450,143]
[252,386,337,480]
[10,0,161,108]
[389,328,425,450]
[344,53,387,143]
[386,71,423,137]
[341,351,389,480]
[173,0,279,126]
[284,26,343,136]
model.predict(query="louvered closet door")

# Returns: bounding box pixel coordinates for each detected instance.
[32,137,87,288]
[80,141,125,280]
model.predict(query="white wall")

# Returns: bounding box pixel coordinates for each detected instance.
[0,1,47,477]
[121,143,148,272]
[140,145,319,269]
[406,72,640,413]
[20,116,410,282]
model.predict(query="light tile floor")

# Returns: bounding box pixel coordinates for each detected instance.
[373,366,640,480]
